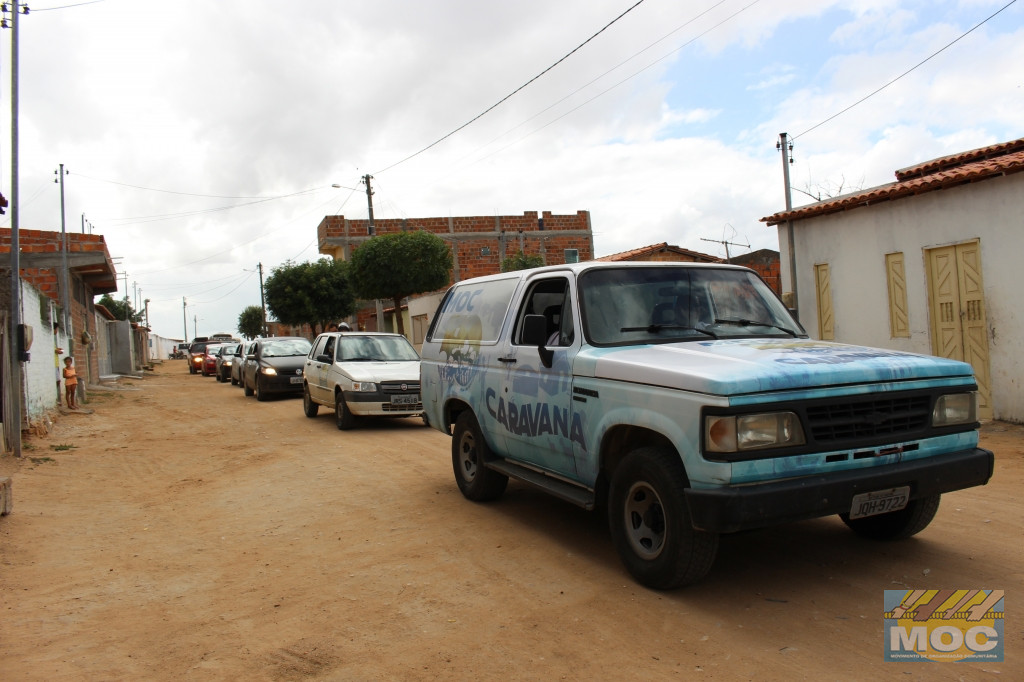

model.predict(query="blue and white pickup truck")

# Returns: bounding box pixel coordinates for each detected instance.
[420,262,993,589]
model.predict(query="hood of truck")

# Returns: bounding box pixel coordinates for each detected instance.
[575,339,976,395]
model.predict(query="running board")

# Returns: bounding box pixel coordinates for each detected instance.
[486,459,595,510]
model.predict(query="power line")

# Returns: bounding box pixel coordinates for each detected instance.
[793,0,1018,140]
[373,0,651,175]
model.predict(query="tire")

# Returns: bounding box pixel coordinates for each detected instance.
[840,494,940,540]
[243,375,254,397]
[255,376,268,402]
[215,371,223,383]
[451,411,508,501]
[303,385,319,418]
[334,391,355,430]
[230,374,238,386]
[608,447,718,589]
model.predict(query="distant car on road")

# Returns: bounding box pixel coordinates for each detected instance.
[201,344,229,376]
[188,340,218,375]
[303,332,421,430]
[232,340,256,386]
[215,343,242,383]
[242,337,312,401]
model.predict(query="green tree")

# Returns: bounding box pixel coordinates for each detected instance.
[97,294,143,322]
[501,250,544,272]
[237,305,265,340]
[263,258,356,335]
[348,231,452,337]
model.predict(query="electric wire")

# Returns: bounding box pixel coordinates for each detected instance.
[793,0,1018,140]
[373,0,650,175]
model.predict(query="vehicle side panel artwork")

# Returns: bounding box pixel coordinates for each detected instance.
[419,263,994,589]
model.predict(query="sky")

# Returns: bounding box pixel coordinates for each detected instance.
[1,0,1021,341]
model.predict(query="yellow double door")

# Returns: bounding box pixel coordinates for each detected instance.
[926,241,992,419]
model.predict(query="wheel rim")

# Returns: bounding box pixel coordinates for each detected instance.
[456,429,478,482]
[623,481,666,560]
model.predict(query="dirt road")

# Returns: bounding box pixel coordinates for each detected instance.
[1,362,1020,680]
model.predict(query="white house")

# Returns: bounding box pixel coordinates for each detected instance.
[762,138,1024,423]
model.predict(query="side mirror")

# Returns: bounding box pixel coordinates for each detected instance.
[523,314,554,368]
[316,354,332,364]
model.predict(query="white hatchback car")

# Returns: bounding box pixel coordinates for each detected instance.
[303,332,422,430]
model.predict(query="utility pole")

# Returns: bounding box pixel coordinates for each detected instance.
[6,0,24,456]
[193,315,198,340]
[56,164,71,333]
[778,132,799,320]
[258,262,267,336]
[182,297,188,341]
[363,174,385,329]
[363,174,375,235]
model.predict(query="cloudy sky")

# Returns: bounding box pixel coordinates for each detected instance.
[2,0,1021,341]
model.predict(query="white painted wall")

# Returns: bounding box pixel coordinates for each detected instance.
[778,172,1024,423]
[20,283,63,420]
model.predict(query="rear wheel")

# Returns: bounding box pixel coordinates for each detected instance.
[840,494,940,540]
[334,391,355,430]
[451,411,508,501]
[303,385,319,418]
[608,446,718,589]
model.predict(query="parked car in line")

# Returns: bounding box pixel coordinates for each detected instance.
[303,332,422,430]
[201,343,229,376]
[188,340,217,375]
[232,340,256,386]
[215,343,243,383]
[242,337,312,401]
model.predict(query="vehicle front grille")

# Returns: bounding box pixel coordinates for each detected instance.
[805,394,931,444]
[382,402,422,412]
[381,381,420,394]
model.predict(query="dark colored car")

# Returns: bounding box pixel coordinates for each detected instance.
[232,340,256,386]
[242,337,312,401]
[201,344,229,376]
[215,343,243,383]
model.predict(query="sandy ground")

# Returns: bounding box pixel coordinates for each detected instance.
[0,361,1021,681]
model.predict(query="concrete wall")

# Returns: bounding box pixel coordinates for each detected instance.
[780,172,1023,422]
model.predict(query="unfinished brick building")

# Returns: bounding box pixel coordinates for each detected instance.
[317,211,594,338]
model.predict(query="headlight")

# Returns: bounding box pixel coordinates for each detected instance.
[262,367,278,376]
[224,360,232,366]
[351,382,377,392]
[705,412,806,453]
[933,393,977,426]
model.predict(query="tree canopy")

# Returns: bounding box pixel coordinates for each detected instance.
[237,305,265,340]
[501,250,544,272]
[348,230,452,336]
[263,258,356,335]
[97,294,143,323]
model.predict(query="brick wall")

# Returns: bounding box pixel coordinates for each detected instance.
[318,210,594,284]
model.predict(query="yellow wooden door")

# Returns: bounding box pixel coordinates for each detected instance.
[885,252,910,338]
[926,242,992,418]
[814,263,834,340]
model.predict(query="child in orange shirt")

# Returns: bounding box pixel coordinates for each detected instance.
[62,356,79,409]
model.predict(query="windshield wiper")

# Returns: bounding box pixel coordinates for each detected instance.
[621,324,717,339]
[713,318,797,337]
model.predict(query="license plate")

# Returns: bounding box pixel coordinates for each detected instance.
[849,486,910,519]
[391,394,419,405]
[289,376,303,384]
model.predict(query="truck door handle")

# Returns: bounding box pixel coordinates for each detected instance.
[498,356,517,364]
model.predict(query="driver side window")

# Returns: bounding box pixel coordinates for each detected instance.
[513,277,572,347]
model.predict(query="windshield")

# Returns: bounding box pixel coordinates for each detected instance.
[338,335,420,362]
[261,339,312,357]
[579,266,804,346]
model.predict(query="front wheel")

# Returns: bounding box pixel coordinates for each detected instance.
[334,392,355,430]
[840,494,940,540]
[451,411,508,501]
[243,375,254,397]
[255,376,268,402]
[303,385,319,418]
[608,447,718,589]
